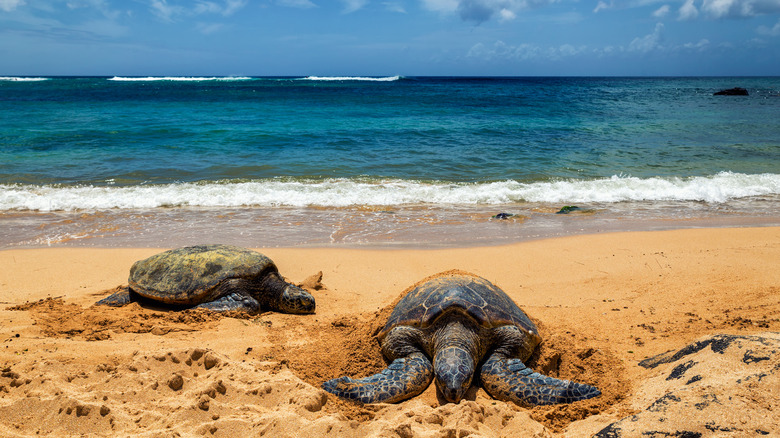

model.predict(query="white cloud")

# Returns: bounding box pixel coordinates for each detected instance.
[420,0,558,23]
[193,0,247,16]
[194,2,221,14]
[0,0,25,12]
[278,0,317,8]
[150,0,182,22]
[556,44,579,57]
[466,40,587,61]
[683,38,710,49]
[342,0,367,13]
[594,0,675,14]
[499,8,516,20]
[594,1,612,13]
[64,0,125,20]
[678,0,699,19]
[593,0,780,20]
[676,0,780,19]
[383,1,407,12]
[703,0,780,18]
[222,0,247,15]
[758,18,780,35]
[420,0,459,13]
[629,22,664,52]
[149,0,248,21]
[467,40,541,60]
[653,4,670,17]
[196,22,223,34]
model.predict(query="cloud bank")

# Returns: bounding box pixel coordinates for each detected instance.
[421,0,558,23]
[675,0,780,19]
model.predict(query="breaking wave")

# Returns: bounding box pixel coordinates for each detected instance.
[2,172,778,212]
[301,76,401,82]
[0,77,49,81]
[108,76,253,82]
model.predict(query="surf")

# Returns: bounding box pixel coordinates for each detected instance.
[107,76,253,81]
[2,172,778,212]
[301,76,401,82]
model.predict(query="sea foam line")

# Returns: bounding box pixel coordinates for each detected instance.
[108,76,253,82]
[1,172,778,212]
[0,77,49,81]
[301,76,401,82]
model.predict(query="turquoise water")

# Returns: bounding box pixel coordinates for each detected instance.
[1,76,779,247]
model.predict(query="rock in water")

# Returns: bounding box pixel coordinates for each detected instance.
[714,87,748,96]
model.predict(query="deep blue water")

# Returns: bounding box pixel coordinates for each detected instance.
[1,76,779,247]
[3,76,779,187]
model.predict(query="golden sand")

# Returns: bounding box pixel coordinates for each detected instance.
[1,227,778,436]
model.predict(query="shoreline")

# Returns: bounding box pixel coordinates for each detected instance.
[2,203,779,250]
[1,226,779,436]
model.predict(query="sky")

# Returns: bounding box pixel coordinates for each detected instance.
[1,0,780,76]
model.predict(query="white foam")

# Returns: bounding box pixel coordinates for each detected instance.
[0,77,49,81]
[107,76,252,82]
[301,76,401,82]
[2,172,778,212]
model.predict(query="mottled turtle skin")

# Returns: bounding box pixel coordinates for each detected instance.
[322,272,599,405]
[96,244,315,314]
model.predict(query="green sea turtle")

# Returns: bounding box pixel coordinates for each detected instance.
[96,244,315,314]
[322,271,599,405]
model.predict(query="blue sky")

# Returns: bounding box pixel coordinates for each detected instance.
[1,0,779,76]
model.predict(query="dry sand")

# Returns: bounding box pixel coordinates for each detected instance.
[1,227,778,437]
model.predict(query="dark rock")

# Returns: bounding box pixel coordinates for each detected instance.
[639,334,778,369]
[492,212,514,220]
[714,87,748,96]
[598,333,780,437]
[556,206,580,214]
[666,360,697,380]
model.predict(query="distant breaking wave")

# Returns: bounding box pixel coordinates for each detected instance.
[108,76,253,82]
[0,77,49,81]
[301,76,401,82]
[2,172,779,212]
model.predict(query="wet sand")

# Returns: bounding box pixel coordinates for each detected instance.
[1,226,779,436]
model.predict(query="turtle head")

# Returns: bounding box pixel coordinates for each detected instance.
[278,284,316,314]
[434,346,475,403]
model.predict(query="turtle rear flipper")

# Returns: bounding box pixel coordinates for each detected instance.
[194,291,261,312]
[480,353,600,406]
[322,352,433,404]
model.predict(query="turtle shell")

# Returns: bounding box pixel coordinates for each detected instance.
[128,244,275,305]
[378,272,538,340]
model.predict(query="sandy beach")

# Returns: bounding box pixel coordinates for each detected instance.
[1,226,779,437]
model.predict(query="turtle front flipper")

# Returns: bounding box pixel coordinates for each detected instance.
[322,352,433,403]
[480,352,600,406]
[95,287,134,307]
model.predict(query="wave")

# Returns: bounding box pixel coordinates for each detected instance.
[2,172,778,212]
[108,76,253,82]
[301,76,401,82]
[0,77,49,81]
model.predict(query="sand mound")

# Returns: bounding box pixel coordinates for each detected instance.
[6,288,626,435]
[10,296,223,340]
[268,302,629,432]
[0,346,329,437]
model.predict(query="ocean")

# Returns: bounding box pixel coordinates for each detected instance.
[1,76,779,248]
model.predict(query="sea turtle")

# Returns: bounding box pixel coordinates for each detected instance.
[96,244,315,314]
[322,271,599,405]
